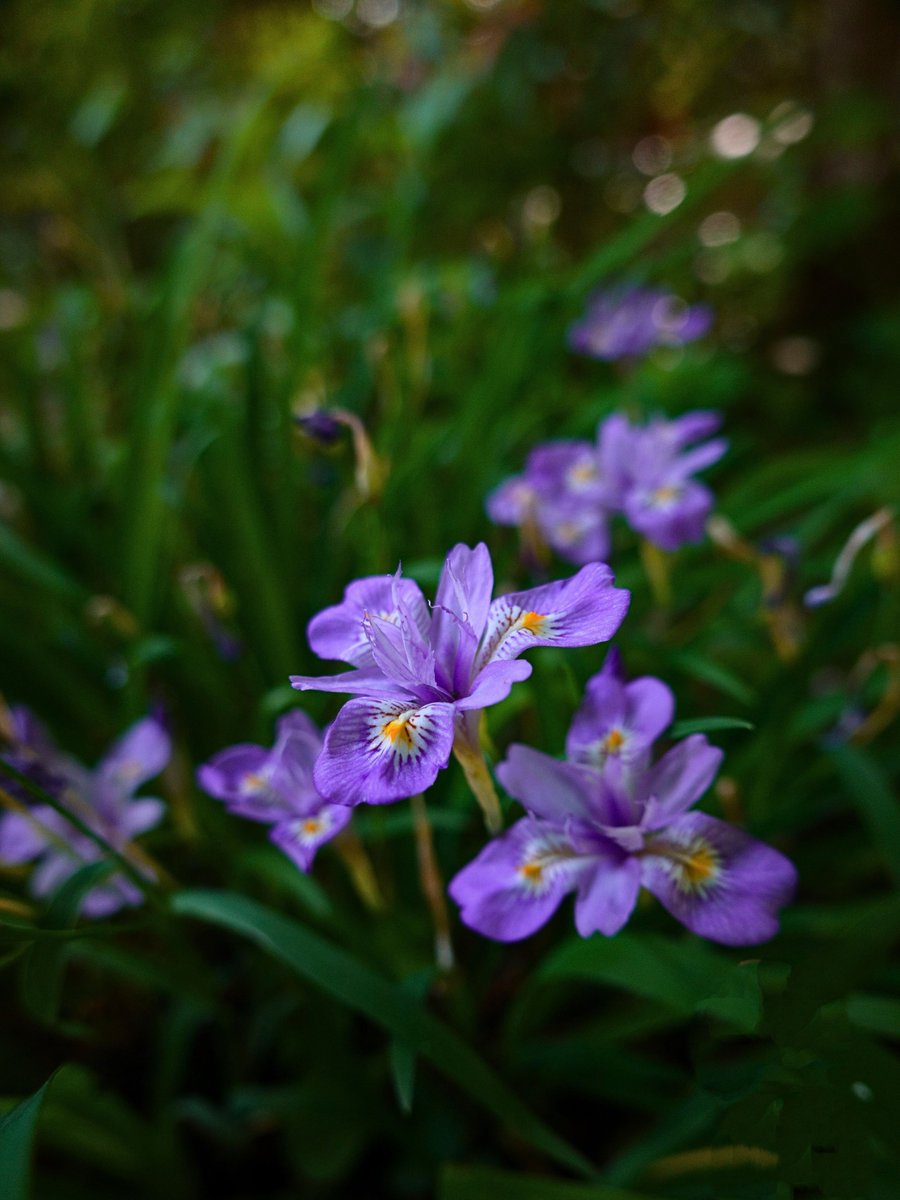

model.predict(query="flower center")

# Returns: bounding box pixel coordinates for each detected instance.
[302,817,322,836]
[381,717,415,748]
[652,484,680,506]
[656,837,722,893]
[601,727,625,754]
[518,610,549,636]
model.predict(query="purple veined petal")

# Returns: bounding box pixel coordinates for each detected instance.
[456,659,533,711]
[270,804,353,872]
[96,716,171,798]
[486,476,535,526]
[266,717,324,814]
[596,412,639,501]
[313,698,457,806]
[307,575,431,667]
[363,608,438,693]
[573,854,641,936]
[431,543,494,691]
[496,745,598,824]
[478,562,630,668]
[449,817,589,942]
[274,709,322,742]
[290,666,408,698]
[121,797,165,840]
[640,734,724,826]
[568,673,675,767]
[640,811,797,945]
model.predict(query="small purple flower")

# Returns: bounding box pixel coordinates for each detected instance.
[450,667,795,946]
[0,712,170,917]
[487,442,614,566]
[290,543,630,816]
[197,711,350,872]
[613,411,728,552]
[568,285,713,362]
[488,410,727,562]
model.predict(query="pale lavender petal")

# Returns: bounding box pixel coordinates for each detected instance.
[98,716,171,797]
[290,667,408,698]
[641,735,723,826]
[668,410,722,447]
[640,812,797,945]
[624,479,713,550]
[449,818,588,942]
[566,673,627,764]
[573,855,641,936]
[28,849,86,900]
[313,698,457,806]
[0,810,53,863]
[541,504,612,567]
[672,438,728,478]
[624,677,676,745]
[307,575,431,667]
[363,609,437,692]
[486,476,535,526]
[196,745,270,804]
[81,875,144,918]
[478,562,629,667]
[456,660,533,711]
[121,798,165,839]
[432,543,494,691]
[596,412,638,500]
[270,804,352,872]
[496,745,596,823]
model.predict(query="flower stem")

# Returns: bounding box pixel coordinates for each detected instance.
[334,827,385,911]
[640,539,672,609]
[410,793,454,973]
[452,738,502,834]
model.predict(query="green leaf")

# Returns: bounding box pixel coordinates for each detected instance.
[440,1165,652,1200]
[389,970,434,1114]
[0,1074,55,1200]
[22,861,114,1024]
[538,932,761,1032]
[670,651,756,705]
[829,743,900,887]
[669,716,755,737]
[172,889,597,1179]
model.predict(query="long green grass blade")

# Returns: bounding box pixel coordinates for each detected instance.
[172,888,598,1179]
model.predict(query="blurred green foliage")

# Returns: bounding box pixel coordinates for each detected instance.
[1,0,899,1197]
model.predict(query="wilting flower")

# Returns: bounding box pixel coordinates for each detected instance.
[197,711,350,872]
[450,664,795,945]
[0,711,170,917]
[568,285,712,362]
[290,543,629,825]
[488,410,727,562]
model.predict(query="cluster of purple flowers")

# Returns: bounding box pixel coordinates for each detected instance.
[488,410,728,563]
[0,710,170,917]
[449,652,796,945]
[568,285,712,362]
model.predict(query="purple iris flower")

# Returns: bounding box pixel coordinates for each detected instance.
[487,410,727,562]
[0,711,170,918]
[568,285,713,362]
[449,664,796,946]
[290,543,630,818]
[197,711,350,872]
[614,412,728,552]
[487,442,615,566]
